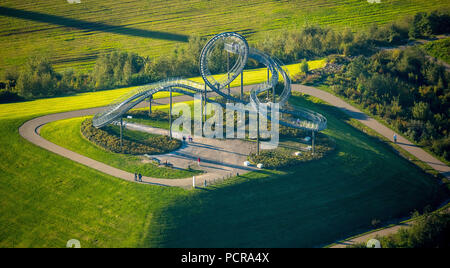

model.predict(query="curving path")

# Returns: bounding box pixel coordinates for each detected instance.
[19,94,257,188]
[292,84,450,179]
[19,83,450,190]
[19,82,450,245]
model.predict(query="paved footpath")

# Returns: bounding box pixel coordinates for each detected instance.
[290,84,450,247]
[292,84,450,179]
[19,94,256,188]
[19,83,449,245]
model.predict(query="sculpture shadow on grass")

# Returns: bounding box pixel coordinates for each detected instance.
[0,6,189,42]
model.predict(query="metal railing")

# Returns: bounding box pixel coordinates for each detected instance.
[93,32,327,132]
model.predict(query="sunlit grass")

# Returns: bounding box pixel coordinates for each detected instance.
[0,0,447,72]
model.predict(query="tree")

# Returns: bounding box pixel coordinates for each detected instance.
[16,56,59,98]
[300,59,309,74]
[411,101,430,120]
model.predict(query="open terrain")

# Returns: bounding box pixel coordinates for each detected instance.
[0,0,449,73]
[0,82,446,247]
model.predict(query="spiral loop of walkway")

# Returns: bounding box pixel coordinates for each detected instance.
[93,32,327,132]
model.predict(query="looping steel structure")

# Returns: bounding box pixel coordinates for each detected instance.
[93,32,326,132]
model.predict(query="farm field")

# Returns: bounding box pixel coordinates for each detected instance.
[0,0,449,73]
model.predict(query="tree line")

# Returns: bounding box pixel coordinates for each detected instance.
[1,10,447,102]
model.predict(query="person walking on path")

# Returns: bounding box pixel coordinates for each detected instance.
[134,173,137,182]
[182,136,186,143]
[393,133,397,143]
[197,157,201,167]
[138,173,142,182]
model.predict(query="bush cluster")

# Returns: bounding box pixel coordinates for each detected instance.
[325,46,450,161]
[81,119,180,155]
[249,134,334,169]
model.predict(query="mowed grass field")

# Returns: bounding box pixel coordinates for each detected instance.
[143,95,446,247]
[0,82,446,247]
[0,0,449,73]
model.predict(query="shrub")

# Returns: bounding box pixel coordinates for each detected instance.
[81,119,180,155]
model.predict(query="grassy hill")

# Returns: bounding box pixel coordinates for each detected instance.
[0,86,445,247]
[0,0,449,73]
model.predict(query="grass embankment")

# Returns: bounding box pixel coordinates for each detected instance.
[143,95,446,247]
[316,84,450,168]
[1,0,448,72]
[0,65,447,247]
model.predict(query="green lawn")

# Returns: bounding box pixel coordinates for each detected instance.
[40,117,201,179]
[142,95,446,247]
[0,0,448,73]
[0,115,194,247]
[0,60,448,248]
[0,91,446,247]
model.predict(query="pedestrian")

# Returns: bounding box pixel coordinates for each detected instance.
[197,157,201,167]
[182,136,186,143]
[393,133,397,143]
[134,173,137,182]
[138,173,142,182]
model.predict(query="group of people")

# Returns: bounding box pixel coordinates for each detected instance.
[134,173,142,182]
[182,135,194,143]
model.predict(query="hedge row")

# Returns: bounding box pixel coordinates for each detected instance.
[81,119,180,155]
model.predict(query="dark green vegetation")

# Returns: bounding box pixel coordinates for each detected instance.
[81,119,180,155]
[40,117,200,179]
[380,211,450,248]
[144,96,447,247]
[423,38,450,64]
[350,211,450,248]
[322,47,450,163]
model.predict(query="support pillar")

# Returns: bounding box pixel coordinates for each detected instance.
[257,106,260,156]
[120,117,123,152]
[148,95,153,116]
[203,85,207,126]
[312,130,315,155]
[240,71,244,100]
[169,87,173,139]
[227,52,231,96]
